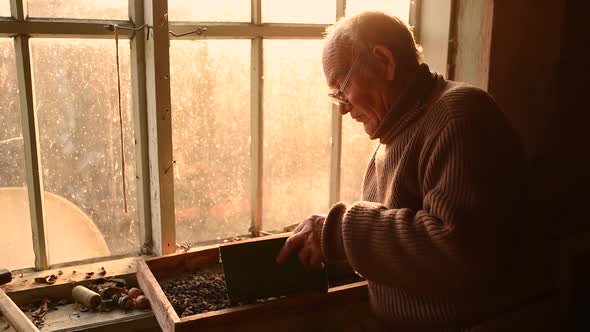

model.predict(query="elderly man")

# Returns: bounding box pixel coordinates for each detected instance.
[277,11,556,331]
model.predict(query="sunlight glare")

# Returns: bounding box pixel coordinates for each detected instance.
[27,0,127,19]
[169,0,250,22]
[263,0,336,23]
[0,1,10,16]
[346,0,410,22]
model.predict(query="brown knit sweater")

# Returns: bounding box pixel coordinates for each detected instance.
[321,65,553,330]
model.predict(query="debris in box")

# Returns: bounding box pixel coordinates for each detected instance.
[160,269,291,318]
[160,271,232,317]
[19,297,67,329]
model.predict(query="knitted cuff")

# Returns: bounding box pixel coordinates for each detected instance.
[321,202,349,262]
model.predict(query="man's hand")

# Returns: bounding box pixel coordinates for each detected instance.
[276,214,326,271]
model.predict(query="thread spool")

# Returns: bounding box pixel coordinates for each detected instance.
[72,285,102,309]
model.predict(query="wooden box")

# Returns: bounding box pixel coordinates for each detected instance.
[137,236,370,332]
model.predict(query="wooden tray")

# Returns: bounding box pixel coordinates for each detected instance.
[137,239,370,332]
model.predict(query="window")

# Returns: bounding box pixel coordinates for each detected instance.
[170,40,251,244]
[346,0,411,20]
[27,0,128,20]
[0,1,9,16]
[30,39,139,264]
[262,0,336,23]
[0,38,35,270]
[0,0,417,270]
[262,40,331,231]
[168,0,249,22]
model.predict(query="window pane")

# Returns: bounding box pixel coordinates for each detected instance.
[31,39,138,264]
[171,40,251,244]
[340,117,377,204]
[263,40,331,231]
[169,0,250,22]
[0,1,10,16]
[346,0,411,22]
[0,39,35,270]
[27,0,127,20]
[262,0,335,23]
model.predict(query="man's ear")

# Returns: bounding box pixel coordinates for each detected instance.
[372,45,396,80]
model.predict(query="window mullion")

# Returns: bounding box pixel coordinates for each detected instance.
[329,0,346,206]
[336,0,346,18]
[249,38,263,236]
[9,0,25,19]
[409,0,422,43]
[329,105,342,206]
[14,34,49,270]
[250,0,263,236]
[143,0,175,255]
[129,0,152,253]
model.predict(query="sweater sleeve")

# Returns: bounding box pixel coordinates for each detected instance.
[322,103,528,296]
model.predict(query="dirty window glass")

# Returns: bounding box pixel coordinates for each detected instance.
[340,117,377,204]
[346,0,411,22]
[27,0,128,20]
[263,40,331,231]
[30,39,138,265]
[170,40,251,244]
[168,0,250,22]
[0,1,10,16]
[0,38,35,271]
[262,0,335,23]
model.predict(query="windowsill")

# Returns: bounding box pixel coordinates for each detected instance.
[1,233,368,331]
[1,240,269,331]
[1,255,161,331]
[2,256,143,295]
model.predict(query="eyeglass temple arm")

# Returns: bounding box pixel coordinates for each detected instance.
[338,55,359,91]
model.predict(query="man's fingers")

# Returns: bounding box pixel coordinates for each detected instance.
[293,221,305,234]
[310,251,325,270]
[276,234,304,265]
[298,247,312,272]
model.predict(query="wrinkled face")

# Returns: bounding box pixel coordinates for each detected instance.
[322,44,391,138]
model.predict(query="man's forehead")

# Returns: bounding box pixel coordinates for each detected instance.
[323,46,352,87]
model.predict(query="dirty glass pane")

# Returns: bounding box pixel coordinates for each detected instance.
[0,1,10,16]
[169,0,249,22]
[263,40,331,231]
[31,39,138,264]
[27,0,127,20]
[346,0,411,22]
[171,40,251,244]
[262,0,335,23]
[0,39,35,271]
[340,117,377,204]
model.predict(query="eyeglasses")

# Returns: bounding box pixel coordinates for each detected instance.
[328,54,360,106]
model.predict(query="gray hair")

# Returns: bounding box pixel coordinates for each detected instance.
[324,11,423,79]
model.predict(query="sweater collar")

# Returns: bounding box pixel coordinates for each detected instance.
[372,63,443,144]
